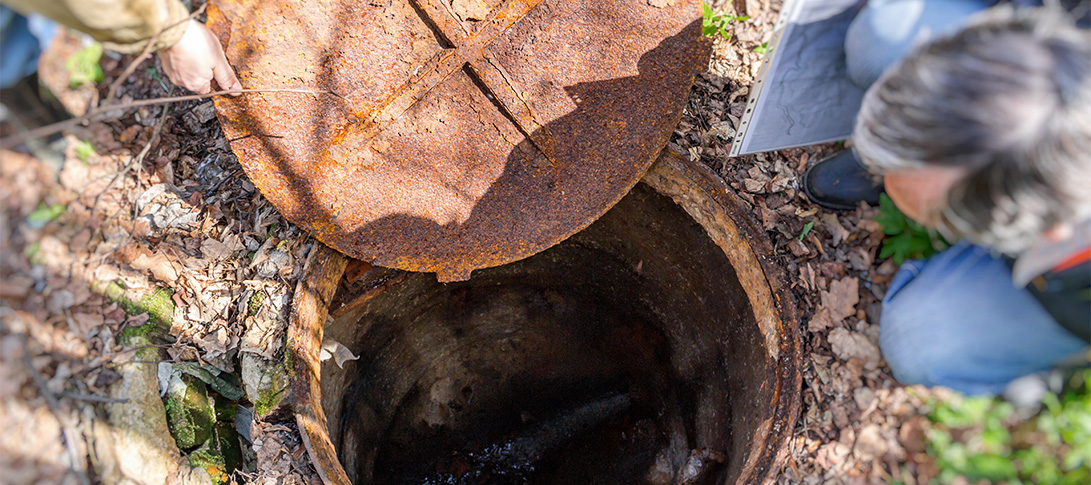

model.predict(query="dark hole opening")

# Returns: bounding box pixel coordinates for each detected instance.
[320,184,771,484]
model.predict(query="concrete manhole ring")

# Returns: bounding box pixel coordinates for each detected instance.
[286,151,802,484]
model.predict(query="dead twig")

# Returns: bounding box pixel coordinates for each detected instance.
[103,4,208,106]
[89,105,171,241]
[73,344,176,376]
[227,133,284,143]
[207,167,242,194]
[58,392,129,404]
[0,88,338,149]
[129,105,171,223]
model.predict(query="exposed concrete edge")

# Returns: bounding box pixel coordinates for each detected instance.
[287,243,350,485]
[642,150,802,485]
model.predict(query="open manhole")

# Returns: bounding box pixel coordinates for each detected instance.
[287,151,801,484]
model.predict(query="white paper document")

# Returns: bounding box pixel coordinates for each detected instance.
[730,0,867,156]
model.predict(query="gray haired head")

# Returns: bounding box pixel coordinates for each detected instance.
[854,5,1091,254]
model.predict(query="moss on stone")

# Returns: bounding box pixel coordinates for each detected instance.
[175,363,244,401]
[253,385,287,417]
[166,375,215,450]
[282,345,295,371]
[119,318,166,345]
[188,440,228,485]
[138,287,175,325]
[94,282,174,322]
[187,422,243,485]
[96,281,126,303]
[212,395,237,422]
[96,279,174,333]
[93,283,174,345]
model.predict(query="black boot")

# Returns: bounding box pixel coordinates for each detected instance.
[0,73,70,174]
[801,148,884,210]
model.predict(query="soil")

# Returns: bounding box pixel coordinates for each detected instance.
[0,1,949,484]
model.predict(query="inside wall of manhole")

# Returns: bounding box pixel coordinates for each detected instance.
[317,181,779,484]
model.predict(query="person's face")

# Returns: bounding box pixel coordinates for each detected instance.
[883,166,969,227]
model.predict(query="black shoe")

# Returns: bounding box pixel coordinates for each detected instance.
[0,73,70,175]
[801,149,884,210]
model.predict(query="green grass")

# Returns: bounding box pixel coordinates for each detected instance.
[26,203,66,229]
[701,1,748,39]
[799,220,814,241]
[926,369,1091,484]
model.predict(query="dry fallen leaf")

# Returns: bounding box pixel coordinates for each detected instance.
[133,251,179,283]
[821,276,859,323]
[788,239,810,256]
[115,246,179,283]
[45,290,74,314]
[0,277,33,300]
[769,172,794,193]
[857,217,883,233]
[830,400,851,429]
[808,307,836,333]
[821,213,851,246]
[126,312,150,327]
[814,440,850,471]
[759,203,779,230]
[201,238,232,261]
[72,312,105,335]
[198,326,230,355]
[899,416,929,454]
[798,263,816,291]
[743,178,766,193]
[829,327,882,370]
[854,387,875,411]
[853,424,888,462]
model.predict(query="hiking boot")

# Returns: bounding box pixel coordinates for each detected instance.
[801,148,883,210]
[0,73,70,175]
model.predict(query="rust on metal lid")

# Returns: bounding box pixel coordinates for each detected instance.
[208,0,709,281]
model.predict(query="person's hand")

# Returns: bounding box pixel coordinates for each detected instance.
[158,19,242,95]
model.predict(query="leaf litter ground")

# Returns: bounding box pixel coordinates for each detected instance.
[1,1,963,483]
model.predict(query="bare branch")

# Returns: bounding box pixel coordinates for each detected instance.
[20,336,91,485]
[103,4,209,105]
[59,392,129,404]
[0,88,337,149]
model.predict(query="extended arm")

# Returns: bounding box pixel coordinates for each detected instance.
[2,0,240,94]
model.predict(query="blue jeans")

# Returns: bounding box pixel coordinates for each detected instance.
[0,7,57,89]
[880,241,1088,395]
[845,0,996,88]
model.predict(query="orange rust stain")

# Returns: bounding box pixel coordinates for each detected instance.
[209,0,710,279]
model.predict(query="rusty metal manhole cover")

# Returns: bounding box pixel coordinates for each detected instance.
[208,0,709,281]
